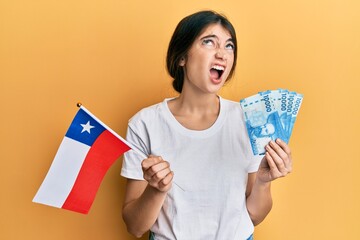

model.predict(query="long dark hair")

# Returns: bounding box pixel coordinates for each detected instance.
[166,10,238,93]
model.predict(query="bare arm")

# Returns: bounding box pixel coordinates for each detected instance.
[122,156,173,238]
[246,139,292,225]
[246,173,272,226]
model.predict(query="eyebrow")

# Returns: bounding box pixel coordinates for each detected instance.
[200,34,234,43]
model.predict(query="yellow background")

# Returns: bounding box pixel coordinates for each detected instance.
[1,0,359,239]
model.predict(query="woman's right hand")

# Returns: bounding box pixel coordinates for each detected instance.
[142,156,174,192]
[123,156,173,237]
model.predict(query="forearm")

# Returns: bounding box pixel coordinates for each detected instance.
[246,178,273,226]
[122,185,167,238]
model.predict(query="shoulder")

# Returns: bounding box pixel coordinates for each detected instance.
[128,99,169,127]
[220,97,243,115]
[219,97,247,127]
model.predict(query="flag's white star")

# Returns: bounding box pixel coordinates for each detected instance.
[80,121,95,134]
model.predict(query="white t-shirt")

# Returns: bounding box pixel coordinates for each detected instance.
[121,97,262,240]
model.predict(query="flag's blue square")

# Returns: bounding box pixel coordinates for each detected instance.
[65,109,106,146]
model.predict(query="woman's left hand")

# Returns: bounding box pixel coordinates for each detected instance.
[257,138,293,183]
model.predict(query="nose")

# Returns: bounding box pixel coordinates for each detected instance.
[215,49,227,60]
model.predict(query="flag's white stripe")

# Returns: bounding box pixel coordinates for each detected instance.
[80,105,147,159]
[33,137,90,208]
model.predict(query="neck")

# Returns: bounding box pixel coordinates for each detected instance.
[167,90,221,131]
[168,91,220,122]
[176,92,219,113]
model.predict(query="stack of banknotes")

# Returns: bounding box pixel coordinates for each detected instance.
[240,89,303,156]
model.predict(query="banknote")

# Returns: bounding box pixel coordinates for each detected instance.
[240,89,303,156]
[286,92,303,138]
[268,89,289,132]
[240,91,289,155]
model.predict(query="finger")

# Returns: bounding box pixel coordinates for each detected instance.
[264,151,278,170]
[274,139,293,172]
[266,144,289,175]
[143,161,171,180]
[149,166,172,183]
[264,152,283,179]
[275,138,292,156]
[269,140,292,169]
[269,140,288,161]
[159,171,174,189]
[141,156,163,170]
[146,161,170,174]
[147,169,172,191]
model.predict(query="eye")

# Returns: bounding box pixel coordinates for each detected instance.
[202,39,215,46]
[225,43,235,50]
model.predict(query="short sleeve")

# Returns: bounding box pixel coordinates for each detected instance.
[120,123,149,180]
[247,154,263,173]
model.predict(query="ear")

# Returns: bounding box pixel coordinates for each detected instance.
[179,57,186,66]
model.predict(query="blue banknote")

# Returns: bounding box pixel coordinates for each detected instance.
[286,92,303,138]
[268,89,289,132]
[240,92,288,155]
[240,89,303,156]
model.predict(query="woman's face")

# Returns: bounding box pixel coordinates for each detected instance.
[180,23,235,95]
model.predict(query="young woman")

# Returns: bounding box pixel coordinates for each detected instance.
[121,10,292,240]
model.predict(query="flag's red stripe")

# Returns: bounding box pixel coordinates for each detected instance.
[62,130,131,214]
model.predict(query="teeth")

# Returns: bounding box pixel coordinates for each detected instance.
[212,65,225,71]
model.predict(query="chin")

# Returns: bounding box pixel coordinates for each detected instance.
[204,85,224,94]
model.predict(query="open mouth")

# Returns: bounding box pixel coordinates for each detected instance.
[210,65,225,80]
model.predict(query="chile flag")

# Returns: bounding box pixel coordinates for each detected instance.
[33,106,131,214]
